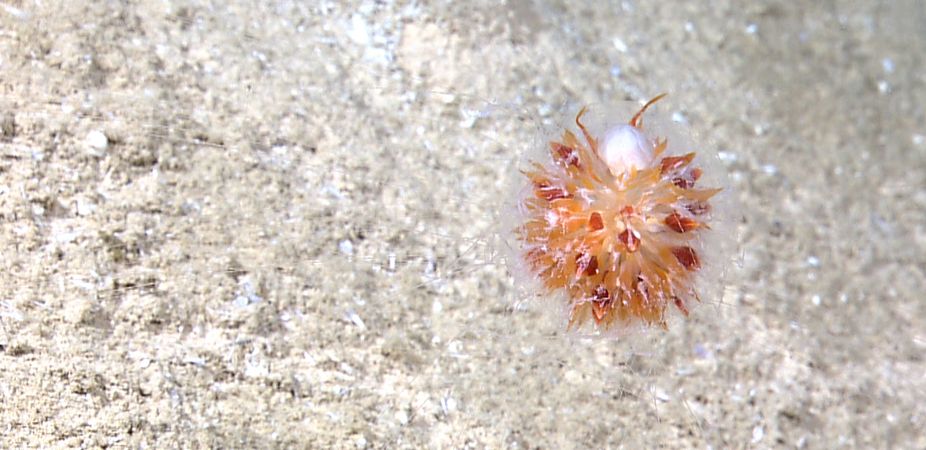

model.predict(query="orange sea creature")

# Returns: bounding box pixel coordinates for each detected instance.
[514,94,722,332]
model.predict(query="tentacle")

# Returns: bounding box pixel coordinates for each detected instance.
[574,106,598,153]
[629,93,668,129]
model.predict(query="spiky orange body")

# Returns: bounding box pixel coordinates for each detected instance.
[515,96,721,331]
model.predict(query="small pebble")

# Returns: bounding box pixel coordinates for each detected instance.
[752,425,765,443]
[339,239,354,256]
[440,395,457,414]
[345,310,366,330]
[612,37,628,53]
[716,150,738,163]
[877,80,891,94]
[86,130,109,155]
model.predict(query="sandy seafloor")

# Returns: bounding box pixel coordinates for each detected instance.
[1,0,925,448]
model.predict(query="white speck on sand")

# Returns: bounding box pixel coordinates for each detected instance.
[86,130,108,155]
[612,37,628,53]
[339,239,354,256]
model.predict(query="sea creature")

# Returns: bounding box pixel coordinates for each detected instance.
[514,95,722,332]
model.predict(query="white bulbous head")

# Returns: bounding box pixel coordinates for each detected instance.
[599,124,654,177]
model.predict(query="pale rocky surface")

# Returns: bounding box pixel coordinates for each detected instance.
[0,1,924,448]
